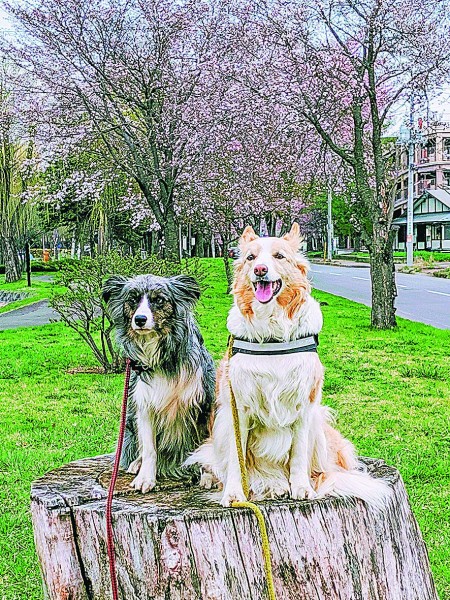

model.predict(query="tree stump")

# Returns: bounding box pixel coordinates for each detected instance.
[31,455,438,600]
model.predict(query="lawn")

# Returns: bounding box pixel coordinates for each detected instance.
[0,277,64,315]
[311,250,450,264]
[0,258,449,599]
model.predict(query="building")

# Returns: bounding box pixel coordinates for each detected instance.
[393,123,450,251]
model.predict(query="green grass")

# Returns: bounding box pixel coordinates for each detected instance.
[1,258,449,598]
[0,277,65,314]
[312,250,450,264]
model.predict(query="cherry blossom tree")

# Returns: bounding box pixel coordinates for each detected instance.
[180,82,318,287]
[4,0,232,259]
[231,0,450,328]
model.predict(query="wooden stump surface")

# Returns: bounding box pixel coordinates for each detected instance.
[31,456,438,600]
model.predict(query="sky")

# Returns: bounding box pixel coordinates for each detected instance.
[0,6,9,30]
[392,86,450,129]
[1,4,449,131]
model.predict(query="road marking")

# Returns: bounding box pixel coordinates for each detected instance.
[398,284,408,288]
[323,272,342,276]
[426,290,450,297]
[353,276,370,281]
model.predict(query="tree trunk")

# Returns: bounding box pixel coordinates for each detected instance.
[31,456,437,600]
[221,235,233,293]
[369,231,397,329]
[2,235,22,283]
[223,253,233,293]
[162,207,179,261]
[194,230,205,257]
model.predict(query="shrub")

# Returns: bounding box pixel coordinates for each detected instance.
[50,253,207,373]
[433,268,450,279]
[0,261,59,274]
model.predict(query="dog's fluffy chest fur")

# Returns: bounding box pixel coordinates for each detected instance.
[229,352,323,430]
[135,367,204,422]
[227,293,323,427]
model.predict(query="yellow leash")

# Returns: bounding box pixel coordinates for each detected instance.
[227,336,277,600]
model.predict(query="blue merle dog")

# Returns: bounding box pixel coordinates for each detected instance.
[103,274,215,492]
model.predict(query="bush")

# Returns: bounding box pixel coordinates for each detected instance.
[433,268,450,279]
[395,250,450,263]
[50,253,207,373]
[0,261,59,274]
[30,261,60,272]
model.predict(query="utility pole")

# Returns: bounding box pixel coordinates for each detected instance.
[406,94,415,267]
[398,94,422,267]
[327,183,334,261]
[25,240,31,287]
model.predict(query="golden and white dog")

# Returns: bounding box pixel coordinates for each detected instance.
[188,223,388,508]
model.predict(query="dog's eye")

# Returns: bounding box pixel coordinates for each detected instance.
[129,292,142,304]
[246,254,255,261]
[274,253,285,260]
[153,296,165,307]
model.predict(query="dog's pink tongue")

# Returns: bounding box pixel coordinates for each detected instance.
[255,281,273,303]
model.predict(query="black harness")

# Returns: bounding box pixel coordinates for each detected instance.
[231,334,319,356]
[128,359,152,375]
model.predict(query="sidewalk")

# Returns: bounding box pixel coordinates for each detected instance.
[0,300,60,331]
[310,258,370,269]
[310,258,450,274]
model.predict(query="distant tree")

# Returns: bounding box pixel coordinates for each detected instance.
[0,65,38,282]
[32,148,145,257]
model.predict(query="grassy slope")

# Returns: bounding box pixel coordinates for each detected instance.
[0,278,64,315]
[0,258,449,599]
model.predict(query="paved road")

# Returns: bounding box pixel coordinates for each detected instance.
[0,300,59,331]
[311,264,450,330]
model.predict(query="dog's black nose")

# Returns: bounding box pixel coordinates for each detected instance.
[134,315,148,327]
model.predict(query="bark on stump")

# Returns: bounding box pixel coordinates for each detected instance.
[31,456,437,600]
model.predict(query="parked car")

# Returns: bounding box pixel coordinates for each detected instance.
[228,246,240,259]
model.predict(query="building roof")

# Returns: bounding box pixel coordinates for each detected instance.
[394,188,450,211]
[392,212,450,225]
[425,188,450,209]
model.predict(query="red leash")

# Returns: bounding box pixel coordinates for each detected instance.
[106,358,132,600]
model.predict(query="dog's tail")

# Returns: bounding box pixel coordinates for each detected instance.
[184,439,215,469]
[315,469,391,510]
[311,406,391,509]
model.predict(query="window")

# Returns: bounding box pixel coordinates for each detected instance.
[443,139,450,160]
[444,171,450,186]
[432,225,442,240]
[421,140,436,163]
[444,225,450,241]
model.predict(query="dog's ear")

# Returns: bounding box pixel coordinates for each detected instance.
[239,225,258,245]
[283,222,301,250]
[170,275,201,307]
[102,275,128,304]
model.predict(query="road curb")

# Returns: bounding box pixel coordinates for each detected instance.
[310,260,370,269]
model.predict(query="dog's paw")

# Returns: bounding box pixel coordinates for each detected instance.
[267,482,290,499]
[126,458,142,475]
[131,471,156,494]
[199,469,216,490]
[220,486,246,507]
[290,480,317,500]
